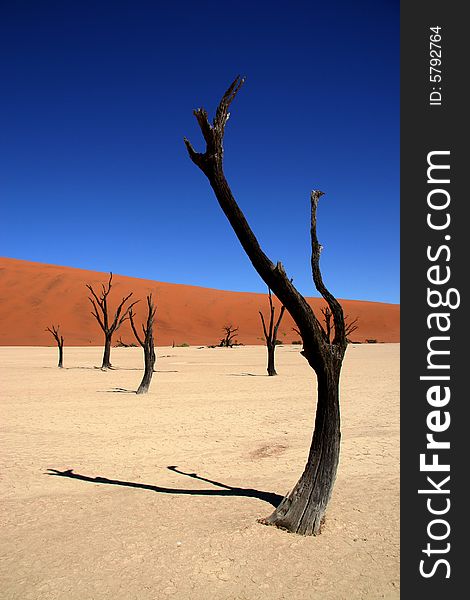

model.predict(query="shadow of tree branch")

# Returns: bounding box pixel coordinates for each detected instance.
[46,467,283,507]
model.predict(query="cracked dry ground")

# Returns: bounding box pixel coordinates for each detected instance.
[1,344,399,599]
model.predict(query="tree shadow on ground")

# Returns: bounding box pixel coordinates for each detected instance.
[46,466,283,507]
[99,367,141,371]
[41,366,98,370]
[228,373,266,377]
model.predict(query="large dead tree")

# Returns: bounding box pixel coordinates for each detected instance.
[184,77,348,535]
[259,289,286,376]
[129,294,156,394]
[86,273,137,369]
[46,325,64,368]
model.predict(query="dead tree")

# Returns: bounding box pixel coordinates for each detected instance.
[220,324,238,347]
[185,77,348,535]
[320,307,333,344]
[46,325,64,368]
[321,306,359,342]
[86,272,137,369]
[344,316,359,340]
[129,294,156,394]
[114,336,137,348]
[259,289,286,376]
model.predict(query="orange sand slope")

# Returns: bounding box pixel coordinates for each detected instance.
[0,257,399,346]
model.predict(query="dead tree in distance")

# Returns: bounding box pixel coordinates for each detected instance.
[220,324,238,347]
[46,325,64,368]
[114,336,137,348]
[259,289,286,376]
[321,306,359,342]
[185,77,348,535]
[129,294,156,394]
[344,315,359,341]
[294,308,358,345]
[86,273,138,369]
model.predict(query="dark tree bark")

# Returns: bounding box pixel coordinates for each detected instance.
[320,307,333,344]
[86,273,138,370]
[259,289,286,376]
[220,324,239,347]
[184,77,348,535]
[103,334,112,368]
[129,294,156,394]
[46,325,64,368]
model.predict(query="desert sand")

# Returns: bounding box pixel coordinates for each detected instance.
[1,343,399,599]
[0,257,400,346]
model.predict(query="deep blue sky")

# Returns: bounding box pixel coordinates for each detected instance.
[0,0,399,303]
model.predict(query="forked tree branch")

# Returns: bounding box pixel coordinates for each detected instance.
[320,306,333,343]
[321,306,358,343]
[185,78,346,368]
[46,325,64,346]
[221,324,238,347]
[273,305,286,339]
[110,294,138,335]
[129,294,156,349]
[267,289,275,341]
[310,192,345,344]
[129,308,144,347]
[86,273,137,336]
[259,311,269,340]
[259,288,286,345]
[344,316,359,338]
[87,297,106,331]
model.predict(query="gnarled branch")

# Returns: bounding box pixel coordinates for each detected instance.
[46,325,64,347]
[129,295,156,349]
[184,78,346,370]
[86,273,137,336]
[310,192,345,345]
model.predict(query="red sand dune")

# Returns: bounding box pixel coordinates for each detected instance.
[0,257,399,346]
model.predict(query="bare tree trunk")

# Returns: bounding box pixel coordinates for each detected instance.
[87,273,137,371]
[46,325,64,369]
[259,289,285,376]
[259,359,341,534]
[102,336,112,369]
[137,346,156,394]
[129,294,157,395]
[184,77,347,535]
[267,343,277,376]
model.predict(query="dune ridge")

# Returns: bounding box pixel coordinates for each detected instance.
[0,257,399,346]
